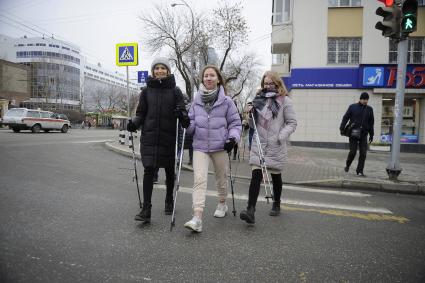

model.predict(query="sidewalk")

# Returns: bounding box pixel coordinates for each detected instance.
[105,137,425,195]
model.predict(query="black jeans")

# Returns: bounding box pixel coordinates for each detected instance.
[247,169,283,208]
[346,135,368,173]
[143,166,175,204]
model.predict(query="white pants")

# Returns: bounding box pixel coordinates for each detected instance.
[192,150,228,212]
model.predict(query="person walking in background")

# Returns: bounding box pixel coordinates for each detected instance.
[340,92,374,177]
[127,57,189,223]
[184,65,241,233]
[240,71,297,224]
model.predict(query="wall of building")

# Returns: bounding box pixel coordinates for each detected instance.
[290,89,382,143]
[0,59,30,104]
[291,0,328,68]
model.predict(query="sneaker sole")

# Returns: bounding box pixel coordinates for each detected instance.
[213,212,227,218]
[184,223,202,233]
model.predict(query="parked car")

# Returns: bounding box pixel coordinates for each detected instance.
[2,108,71,133]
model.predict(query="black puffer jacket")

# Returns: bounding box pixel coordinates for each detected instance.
[340,102,374,138]
[133,75,188,168]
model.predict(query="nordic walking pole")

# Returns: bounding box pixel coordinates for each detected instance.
[251,112,273,203]
[170,121,186,231]
[228,153,237,216]
[128,122,142,209]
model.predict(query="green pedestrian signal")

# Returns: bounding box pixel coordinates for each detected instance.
[401,0,418,36]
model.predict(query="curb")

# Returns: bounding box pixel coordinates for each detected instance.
[104,142,425,196]
[295,178,425,196]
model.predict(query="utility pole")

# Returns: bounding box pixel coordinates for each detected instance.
[375,0,418,180]
[171,0,195,97]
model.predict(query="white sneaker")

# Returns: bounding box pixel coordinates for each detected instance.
[213,203,228,218]
[184,216,202,232]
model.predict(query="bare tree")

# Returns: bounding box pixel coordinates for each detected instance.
[139,0,257,101]
[139,3,203,98]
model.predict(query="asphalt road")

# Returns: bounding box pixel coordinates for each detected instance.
[1,129,424,282]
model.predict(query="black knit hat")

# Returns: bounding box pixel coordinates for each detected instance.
[360,92,369,100]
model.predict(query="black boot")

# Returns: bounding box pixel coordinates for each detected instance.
[135,203,152,222]
[240,206,255,224]
[269,202,281,216]
[164,199,173,215]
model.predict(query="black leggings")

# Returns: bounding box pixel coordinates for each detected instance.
[248,169,282,208]
[143,166,174,204]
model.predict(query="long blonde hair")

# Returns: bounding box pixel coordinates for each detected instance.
[260,71,287,96]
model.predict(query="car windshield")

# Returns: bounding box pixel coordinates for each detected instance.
[5,109,25,117]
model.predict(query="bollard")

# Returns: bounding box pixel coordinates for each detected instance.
[119,130,125,145]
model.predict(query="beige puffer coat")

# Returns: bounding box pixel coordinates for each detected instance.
[249,95,297,171]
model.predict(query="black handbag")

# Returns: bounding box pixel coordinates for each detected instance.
[350,128,361,139]
[349,106,366,140]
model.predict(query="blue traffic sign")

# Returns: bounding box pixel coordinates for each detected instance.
[116,43,138,66]
[138,71,148,83]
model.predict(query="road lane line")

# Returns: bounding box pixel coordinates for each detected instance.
[283,206,409,224]
[282,185,372,197]
[154,185,392,214]
[233,181,372,197]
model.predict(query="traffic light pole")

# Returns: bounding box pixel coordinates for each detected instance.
[386,38,408,180]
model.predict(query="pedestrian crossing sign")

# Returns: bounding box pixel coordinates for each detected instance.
[116,43,138,66]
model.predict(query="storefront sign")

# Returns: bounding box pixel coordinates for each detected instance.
[360,64,425,88]
[283,64,425,90]
[284,68,360,89]
[380,134,418,143]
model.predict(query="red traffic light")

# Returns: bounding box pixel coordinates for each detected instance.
[378,0,394,7]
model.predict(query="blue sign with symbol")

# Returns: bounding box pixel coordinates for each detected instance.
[138,71,148,83]
[363,67,384,87]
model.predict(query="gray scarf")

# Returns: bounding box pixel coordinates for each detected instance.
[200,84,219,113]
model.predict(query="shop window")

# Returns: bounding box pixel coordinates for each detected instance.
[328,37,361,64]
[381,98,419,143]
[389,37,425,64]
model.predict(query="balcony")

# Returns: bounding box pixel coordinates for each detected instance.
[271,23,292,54]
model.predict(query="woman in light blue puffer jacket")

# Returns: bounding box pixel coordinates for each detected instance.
[184,65,241,233]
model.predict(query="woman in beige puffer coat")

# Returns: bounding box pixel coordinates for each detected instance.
[240,71,297,224]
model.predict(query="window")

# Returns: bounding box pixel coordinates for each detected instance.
[328,0,361,7]
[272,54,285,65]
[17,44,24,47]
[27,111,40,118]
[272,0,290,24]
[40,112,51,118]
[389,37,425,64]
[328,38,361,64]
[27,43,34,46]
[418,0,424,5]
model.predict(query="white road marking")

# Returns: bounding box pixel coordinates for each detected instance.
[153,185,392,214]
[282,184,372,197]
[234,181,371,197]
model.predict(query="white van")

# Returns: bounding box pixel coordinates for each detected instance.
[2,108,71,133]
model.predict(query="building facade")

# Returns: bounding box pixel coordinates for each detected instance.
[271,0,425,145]
[0,34,138,115]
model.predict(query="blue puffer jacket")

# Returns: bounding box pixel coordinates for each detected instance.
[187,86,241,153]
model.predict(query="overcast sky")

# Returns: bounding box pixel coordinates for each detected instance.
[0,0,272,87]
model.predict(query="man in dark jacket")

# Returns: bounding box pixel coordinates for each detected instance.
[127,57,189,223]
[340,92,374,176]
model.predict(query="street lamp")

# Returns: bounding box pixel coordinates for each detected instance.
[171,0,195,96]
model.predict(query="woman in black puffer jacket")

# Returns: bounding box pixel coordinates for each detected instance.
[127,57,189,223]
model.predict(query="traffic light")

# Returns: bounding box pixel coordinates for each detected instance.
[375,2,401,38]
[378,0,395,7]
[401,0,418,35]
